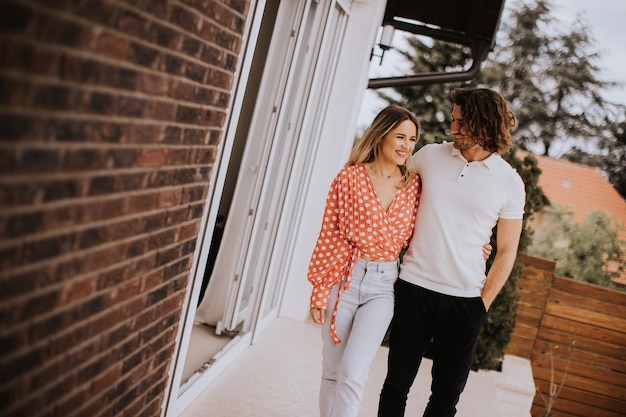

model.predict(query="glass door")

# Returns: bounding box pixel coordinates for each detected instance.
[194,0,312,335]
[253,0,350,336]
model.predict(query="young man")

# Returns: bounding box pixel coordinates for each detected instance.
[377,87,526,417]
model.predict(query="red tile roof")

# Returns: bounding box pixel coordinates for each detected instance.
[521,151,626,240]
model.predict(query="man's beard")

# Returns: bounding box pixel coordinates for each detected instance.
[453,137,474,150]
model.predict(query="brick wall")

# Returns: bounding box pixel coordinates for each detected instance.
[0,1,249,416]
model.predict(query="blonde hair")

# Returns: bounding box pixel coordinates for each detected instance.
[347,105,420,188]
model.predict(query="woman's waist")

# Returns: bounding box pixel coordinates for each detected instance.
[360,255,397,261]
[357,256,398,265]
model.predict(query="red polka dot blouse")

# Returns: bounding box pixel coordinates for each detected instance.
[307,163,420,340]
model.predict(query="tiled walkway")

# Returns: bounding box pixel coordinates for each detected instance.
[179,317,534,417]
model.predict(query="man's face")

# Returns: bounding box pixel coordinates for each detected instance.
[450,104,476,150]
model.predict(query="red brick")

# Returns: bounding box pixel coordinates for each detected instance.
[82,245,124,273]
[89,197,127,221]
[170,79,195,101]
[181,36,202,58]
[182,184,206,203]
[114,8,150,38]
[89,364,121,395]
[109,280,141,304]
[155,246,180,266]
[207,129,222,145]
[116,172,146,192]
[138,147,166,167]
[161,126,182,144]
[147,100,176,121]
[140,271,163,292]
[157,188,182,208]
[195,147,216,164]
[138,73,168,95]
[63,276,96,303]
[165,148,191,165]
[166,207,188,225]
[143,211,169,233]
[178,222,199,241]
[148,23,182,49]
[182,128,207,144]
[132,124,163,144]
[171,5,200,32]
[108,218,142,241]
[118,95,146,117]
[91,30,129,60]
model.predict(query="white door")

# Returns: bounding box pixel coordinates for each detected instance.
[194,0,348,336]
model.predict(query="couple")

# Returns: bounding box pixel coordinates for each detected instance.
[307,87,525,417]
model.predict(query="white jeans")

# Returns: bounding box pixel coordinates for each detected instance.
[320,258,398,417]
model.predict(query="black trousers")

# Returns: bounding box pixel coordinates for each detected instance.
[378,279,487,417]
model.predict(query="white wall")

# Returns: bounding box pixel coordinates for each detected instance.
[279,0,388,321]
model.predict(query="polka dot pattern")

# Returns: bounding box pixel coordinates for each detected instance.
[307,164,420,343]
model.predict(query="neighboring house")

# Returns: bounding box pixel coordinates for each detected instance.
[526,152,626,282]
[531,153,626,238]
[0,1,505,417]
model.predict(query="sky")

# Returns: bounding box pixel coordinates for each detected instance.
[549,0,626,105]
[358,0,626,127]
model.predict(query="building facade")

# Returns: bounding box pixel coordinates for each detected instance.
[0,1,504,416]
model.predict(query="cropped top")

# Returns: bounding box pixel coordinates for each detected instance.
[307,163,420,343]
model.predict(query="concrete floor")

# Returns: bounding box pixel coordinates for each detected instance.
[178,317,535,417]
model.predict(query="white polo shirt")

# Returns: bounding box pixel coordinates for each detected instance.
[399,141,525,297]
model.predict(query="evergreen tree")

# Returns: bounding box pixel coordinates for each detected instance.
[472,150,544,370]
[566,112,626,198]
[477,0,622,159]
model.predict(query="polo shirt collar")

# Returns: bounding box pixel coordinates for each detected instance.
[450,145,497,168]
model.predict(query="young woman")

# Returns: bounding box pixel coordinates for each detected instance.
[307,105,421,417]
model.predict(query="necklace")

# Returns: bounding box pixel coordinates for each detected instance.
[368,163,398,179]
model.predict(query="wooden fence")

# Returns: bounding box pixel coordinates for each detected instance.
[506,255,626,417]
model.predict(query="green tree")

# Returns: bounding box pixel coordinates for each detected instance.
[472,150,544,371]
[478,0,622,159]
[528,204,626,288]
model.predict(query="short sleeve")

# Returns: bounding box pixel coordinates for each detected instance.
[500,173,525,219]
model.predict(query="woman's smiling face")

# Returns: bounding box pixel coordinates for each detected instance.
[378,119,418,166]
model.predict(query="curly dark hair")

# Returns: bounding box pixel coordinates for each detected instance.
[450,87,517,154]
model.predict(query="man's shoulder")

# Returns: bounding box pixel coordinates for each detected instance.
[487,155,525,197]
[420,141,451,150]
[488,153,520,174]
[416,141,452,157]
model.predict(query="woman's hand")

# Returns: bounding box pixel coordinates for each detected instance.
[310,307,326,325]
[482,243,493,260]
